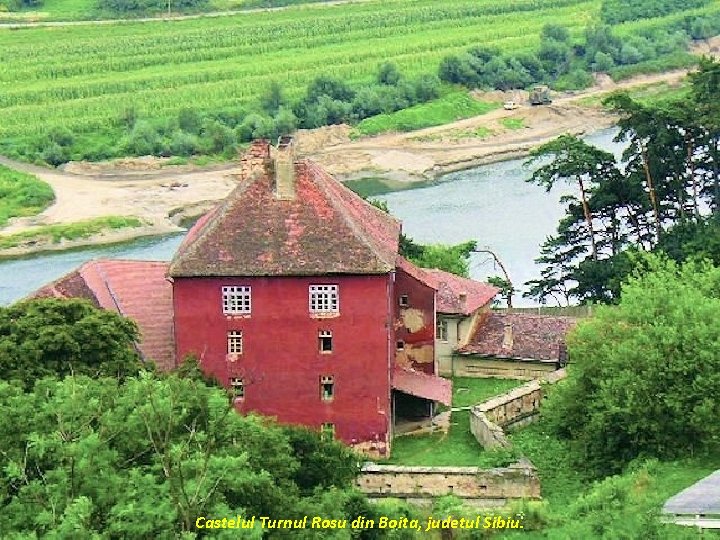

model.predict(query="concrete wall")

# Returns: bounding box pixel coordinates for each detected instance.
[470,370,566,450]
[450,356,557,380]
[357,460,540,504]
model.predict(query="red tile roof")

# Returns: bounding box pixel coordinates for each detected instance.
[396,256,439,290]
[169,148,401,277]
[31,260,175,371]
[458,312,577,362]
[392,367,452,406]
[425,269,499,315]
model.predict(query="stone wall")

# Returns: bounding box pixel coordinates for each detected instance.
[470,370,566,449]
[357,460,540,505]
[450,357,557,380]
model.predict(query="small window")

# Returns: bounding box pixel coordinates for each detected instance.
[319,330,333,353]
[399,294,409,307]
[222,286,251,315]
[436,319,448,342]
[320,375,334,401]
[396,340,405,351]
[230,377,244,399]
[309,285,339,314]
[320,423,335,441]
[227,330,243,354]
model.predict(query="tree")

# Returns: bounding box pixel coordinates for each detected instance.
[544,255,720,477]
[377,62,401,86]
[0,372,361,537]
[0,298,142,387]
[260,81,286,116]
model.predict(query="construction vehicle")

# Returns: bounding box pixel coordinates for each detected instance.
[529,85,552,105]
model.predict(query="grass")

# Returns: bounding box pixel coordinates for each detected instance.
[0,164,54,227]
[343,176,436,198]
[0,216,143,250]
[578,79,691,108]
[452,377,524,408]
[500,117,525,130]
[355,92,501,136]
[411,126,494,142]
[385,377,524,467]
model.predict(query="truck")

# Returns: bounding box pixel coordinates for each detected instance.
[529,85,552,105]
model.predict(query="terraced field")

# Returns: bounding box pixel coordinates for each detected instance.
[1,0,718,147]
[0,0,599,142]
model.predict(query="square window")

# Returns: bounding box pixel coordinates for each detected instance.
[230,377,244,399]
[436,319,448,342]
[227,330,243,354]
[222,286,251,315]
[320,423,335,441]
[309,285,339,314]
[319,330,333,353]
[396,340,405,351]
[399,294,409,307]
[320,375,334,401]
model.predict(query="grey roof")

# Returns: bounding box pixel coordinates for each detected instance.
[663,470,720,515]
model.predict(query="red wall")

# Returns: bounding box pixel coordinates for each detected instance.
[173,274,393,451]
[393,269,436,374]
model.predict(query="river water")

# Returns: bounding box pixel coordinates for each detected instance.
[0,128,625,306]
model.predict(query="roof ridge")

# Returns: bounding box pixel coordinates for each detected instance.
[307,162,395,272]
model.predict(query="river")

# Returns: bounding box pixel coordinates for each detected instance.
[0,128,625,307]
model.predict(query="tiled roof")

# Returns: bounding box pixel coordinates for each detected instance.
[458,312,577,361]
[31,260,175,371]
[425,269,499,315]
[169,147,401,277]
[392,367,452,406]
[396,256,439,290]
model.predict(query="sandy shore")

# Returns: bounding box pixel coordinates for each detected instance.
[0,56,712,258]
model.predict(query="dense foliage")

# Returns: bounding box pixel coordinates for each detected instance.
[0,372,366,537]
[97,0,209,16]
[524,58,720,304]
[601,0,709,25]
[0,298,143,387]
[544,256,720,477]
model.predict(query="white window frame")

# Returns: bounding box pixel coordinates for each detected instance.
[227,330,243,354]
[230,377,244,399]
[320,423,335,441]
[399,294,409,307]
[319,330,333,353]
[320,375,334,401]
[222,286,251,315]
[309,285,339,314]
[436,319,449,342]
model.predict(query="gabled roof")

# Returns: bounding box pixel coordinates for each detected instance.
[425,269,499,315]
[169,150,401,277]
[396,256,439,290]
[392,367,452,406]
[458,312,577,362]
[31,260,175,371]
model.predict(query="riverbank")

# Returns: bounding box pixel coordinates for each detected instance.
[0,59,710,258]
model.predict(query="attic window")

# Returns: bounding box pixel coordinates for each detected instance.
[399,295,409,307]
[227,330,243,354]
[222,286,251,315]
[309,285,339,314]
[319,330,333,353]
[230,377,244,399]
[396,340,405,351]
[320,375,334,401]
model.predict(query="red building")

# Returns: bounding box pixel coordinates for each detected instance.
[35,138,504,456]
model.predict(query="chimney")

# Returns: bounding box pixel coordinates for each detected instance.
[239,139,271,181]
[502,321,513,350]
[458,292,467,309]
[274,135,296,200]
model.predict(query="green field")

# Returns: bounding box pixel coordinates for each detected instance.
[0,0,602,144]
[354,91,500,136]
[1,0,719,162]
